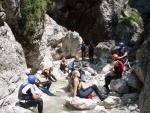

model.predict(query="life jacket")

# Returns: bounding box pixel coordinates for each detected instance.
[81,44,86,52]
[117,60,124,72]
[41,69,47,74]
[41,69,49,78]
[18,83,32,100]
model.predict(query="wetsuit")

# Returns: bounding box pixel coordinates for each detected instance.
[19,84,43,113]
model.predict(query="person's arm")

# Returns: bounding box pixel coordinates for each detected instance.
[32,93,42,99]
[110,62,115,76]
[119,52,128,59]
[119,48,128,59]
[31,85,42,99]
[69,61,73,70]
[65,60,68,66]
[73,78,79,98]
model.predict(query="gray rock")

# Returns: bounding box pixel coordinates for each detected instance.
[128,104,138,111]
[121,93,138,105]
[136,41,150,113]
[61,31,82,57]
[124,71,142,90]
[110,79,129,93]
[103,96,122,109]
[0,22,27,107]
[66,97,97,110]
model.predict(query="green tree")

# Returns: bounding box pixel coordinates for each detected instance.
[20,0,54,38]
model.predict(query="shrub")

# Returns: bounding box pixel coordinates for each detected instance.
[20,0,54,38]
[119,11,142,26]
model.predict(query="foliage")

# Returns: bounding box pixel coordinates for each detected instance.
[20,0,54,38]
[0,0,4,3]
[119,11,142,26]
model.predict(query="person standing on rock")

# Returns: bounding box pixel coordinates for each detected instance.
[104,54,124,90]
[69,54,86,82]
[18,75,43,113]
[88,40,95,63]
[118,42,131,69]
[118,42,128,63]
[81,41,87,60]
[72,70,107,100]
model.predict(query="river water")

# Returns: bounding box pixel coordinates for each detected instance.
[31,75,93,113]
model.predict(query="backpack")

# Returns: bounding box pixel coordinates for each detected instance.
[18,83,31,100]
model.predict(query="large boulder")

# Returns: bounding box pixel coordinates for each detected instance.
[61,31,82,57]
[135,41,150,113]
[25,14,83,71]
[124,71,142,90]
[121,93,138,105]
[110,79,129,93]
[103,96,122,109]
[66,97,97,110]
[95,40,115,71]
[0,22,27,107]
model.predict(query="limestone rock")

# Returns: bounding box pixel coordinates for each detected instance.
[110,79,129,93]
[0,22,27,107]
[103,96,122,109]
[93,106,107,113]
[124,71,142,90]
[121,93,138,105]
[135,41,150,113]
[66,97,97,110]
[61,31,82,57]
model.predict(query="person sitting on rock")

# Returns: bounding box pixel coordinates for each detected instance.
[72,70,107,101]
[41,67,57,82]
[103,54,124,90]
[69,54,85,82]
[60,57,68,73]
[18,75,43,113]
[26,68,55,96]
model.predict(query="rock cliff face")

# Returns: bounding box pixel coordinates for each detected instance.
[48,0,107,44]
[48,0,143,46]
[1,0,21,40]
[25,14,82,71]
[134,11,150,112]
[135,41,150,113]
[0,0,150,112]
[0,11,27,107]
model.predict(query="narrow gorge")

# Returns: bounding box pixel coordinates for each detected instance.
[0,0,150,113]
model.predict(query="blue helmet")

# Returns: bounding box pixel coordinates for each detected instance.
[28,75,36,84]
[90,40,93,43]
[119,42,124,47]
